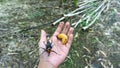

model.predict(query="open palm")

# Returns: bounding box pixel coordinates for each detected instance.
[38,22,74,67]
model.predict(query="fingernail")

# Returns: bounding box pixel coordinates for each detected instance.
[71,27,74,30]
[66,21,70,23]
[60,21,64,24]
[41,30,43,32]
[41,29,44,33]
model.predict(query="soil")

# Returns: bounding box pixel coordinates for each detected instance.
[0,0,120,68]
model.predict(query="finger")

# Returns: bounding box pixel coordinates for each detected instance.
[39,30,46,47]
[62,22,70,34]
[66,34,73,49]
[53,22,64,36]
[67,27,74,36]
[66,27,74,48]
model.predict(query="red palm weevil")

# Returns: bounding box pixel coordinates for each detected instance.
[40,41,58,56]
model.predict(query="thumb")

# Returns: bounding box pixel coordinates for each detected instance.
[39,30,47,47]
[40,30,47,42]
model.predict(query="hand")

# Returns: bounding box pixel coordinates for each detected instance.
[38,22,74,68]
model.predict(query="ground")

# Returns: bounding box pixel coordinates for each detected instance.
[0,0,120,68]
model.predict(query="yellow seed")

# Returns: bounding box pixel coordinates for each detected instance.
[62,38,67,45]
[57,33,68,45]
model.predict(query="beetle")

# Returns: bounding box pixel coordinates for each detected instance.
[40,41,58,56]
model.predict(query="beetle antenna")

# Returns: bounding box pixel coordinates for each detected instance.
[51,50,60,55]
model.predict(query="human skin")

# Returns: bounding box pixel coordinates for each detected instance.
[38,22,74,68]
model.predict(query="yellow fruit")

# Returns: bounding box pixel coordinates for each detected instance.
[57,33,68,45]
